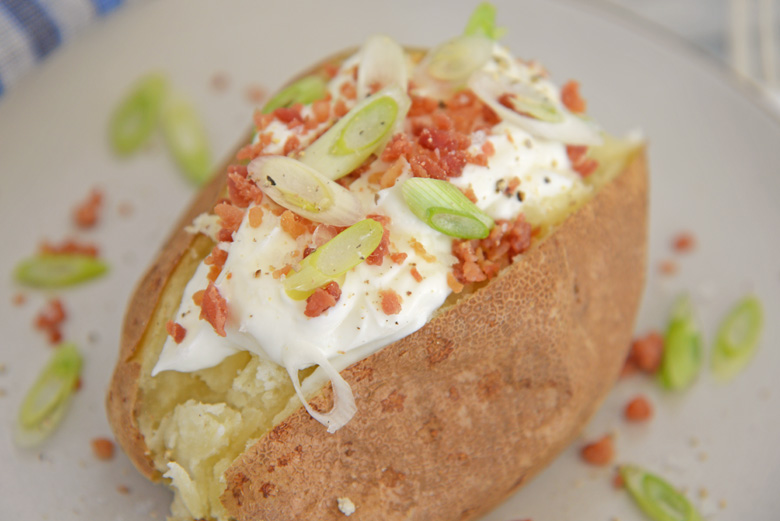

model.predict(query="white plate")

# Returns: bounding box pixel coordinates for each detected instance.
[1,1,778,519]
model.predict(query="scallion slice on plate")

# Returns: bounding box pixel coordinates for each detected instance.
[14,254,108,288]
[620,464,703,521]
[109,73,167,155]
[247,155,363,226]
[160,93,213,185]
[300,86,411,180]
[16,343,83,447]
[284,218,384,300]
[711,295,763,382]
[658,294,702,391]
[402,177,494,239]
[262,74,328,114]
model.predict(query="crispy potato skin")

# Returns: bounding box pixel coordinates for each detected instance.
[107,50,647,521]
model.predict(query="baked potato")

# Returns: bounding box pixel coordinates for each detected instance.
[107,11,647,521]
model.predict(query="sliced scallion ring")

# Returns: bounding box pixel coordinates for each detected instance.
[16,343,83,447]
[300,86,411,180]
[423,35,493,83]
[284,219,384,300]
[499,85,564,123]
[356,34,408,100]
[620,465,703,521]
[262,75,328,114]
[463,2,505,40]
[247,156,363,226]
[658,294,702,391]
[402,178,494,239]
[160,93,212,185]
[14,254,108,288]
[711,295,763,382]
[109,73,167,155]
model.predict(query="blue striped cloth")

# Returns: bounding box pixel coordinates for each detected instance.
[0,0,128,97]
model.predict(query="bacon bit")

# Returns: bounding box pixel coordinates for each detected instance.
[204,246,228,269]
[389,252,408,264]
[432,112,454,130]
[273,106,303,127]
[283,135,301,156]
[566,145,599,177]
[380,159,406,189]
[481,141,495,157]
[73,377,83,391]
[237,132,274,161]
[165,320,187,344]
[627,331,664,374]
[672,231,696,253]
[504,177,521,196]
[365,214,391,266]
[199,282,228,337]
[34,298,67,345]
[581,434,614,466]
[270,205,286,217]
[207,265,222,282]
[409,95,438,117]
[91,438,115,461]
[192,289,205,307]
[612,471,625,489]
[339,81,357,100]
[379,289,402,315]
[245,84,267,104]
[452,214,532,284]
[658,259,678,275]
[312,99,331,123]
[39,238,99,258]
[248,206,264,228]
[461,185,478,203]
[409,238,437,263]
[561,80,587,114]
[447,272,464,293]
[272,265,293,279]
[280,210,312,239]
[323,63,340,79]
[410,266,423,283]
[73,188,103,229]
[333,99,348,118]
[12,293,26,306]
[304,281,341,318]
[214,203,245,238]
[227,171,263,208]
[624,395,653,422]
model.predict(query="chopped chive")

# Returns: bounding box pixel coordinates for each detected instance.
[463,2,505,40]
[16,343,83,447]
[402,178,494,239]
[284,219,384,300]
[300,86,411,180]
[711,295,763,382]
[247,156,363,226]
[658,294,702,391]
[14,254,108,288]
[262,75,328,114]
[620,465,703,521]
[160,93,212,185]
[109,73,167,155]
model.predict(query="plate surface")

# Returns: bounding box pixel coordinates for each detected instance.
[0,1,778,520]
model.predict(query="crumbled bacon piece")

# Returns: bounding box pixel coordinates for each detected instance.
[446,272,464,293]
[207,265,221,282]
[199,282,228,337]
[273,105,304,128]
[408,95,438,117]
[283,135,301,156]
[366,214,391,266]
[580,434,614,466]
[561,80,587,114]
[461,185,478,203]
[34,298,67,344]
[626,331,664,374]
[312,99,331,123]
[214,202,245,238]
[481,141,495,157]
[280,210,312,239]
[410,266,423,283]
[672,231,696,253]
[12,292,26,306]
[91,438,115,461]
[389,252,408,264]
[304,281,342,318]
[624,395,653,422]
[227,171,263,208]
[165,320,187,344]
[248,206,264,228]
[39,239,99,258]
[204,246,228,269]
[272,265,293,279]
[333,99,348,118]
[73,188,103,229]
[566,145,598,177]
[379,289,402,315]
[192,289,205,307]
[409,238,436,263]
[339,81,357,100]
[658,259,678,275]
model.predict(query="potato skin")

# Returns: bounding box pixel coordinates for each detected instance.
[107,51,647,521]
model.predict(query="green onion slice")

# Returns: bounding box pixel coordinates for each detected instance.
[620,465,703,521]
[357,34,408,100]
[14,254,108,288]
[402,178,494,239]
[284,218,384,300]
[658,294,702,391]
[463,2,505,40]
[16,343,83,447]
[247,155,363,226]
[160,93,213,185]
[109,73,167,155]
[262,75,328,114]
[711,295,763,382]
[500,85,564,123]
[300,86,411,180]
[423,35,493,83]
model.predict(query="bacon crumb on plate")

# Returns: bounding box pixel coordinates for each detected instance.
[91,437,116,461]
[34,298,67,345]
[72,187,103,229]
[658,259,678,275]
[624,395,653,422]
[580,434,614,466]
[672,231,696,253]
[39,238,99,258]
[627,331,664,374]
[12,293,26,306]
